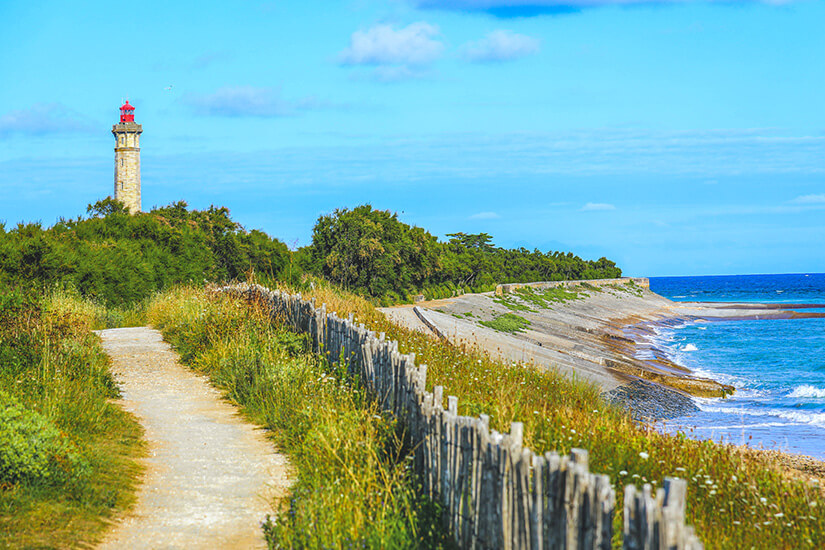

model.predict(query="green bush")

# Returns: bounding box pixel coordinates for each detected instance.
[479,312,531,333]
[0,390,87,485]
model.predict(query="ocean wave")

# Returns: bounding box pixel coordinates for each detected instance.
[776,410,825,427]
[697,404,825,428]
[681,343,698,352]
[789,385,825,399]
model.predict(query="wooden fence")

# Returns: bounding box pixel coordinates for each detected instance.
[220,284,703,550]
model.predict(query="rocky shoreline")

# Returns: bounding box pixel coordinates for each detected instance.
[604,379,700,422]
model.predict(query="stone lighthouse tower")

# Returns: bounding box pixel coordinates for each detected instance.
[112,101,142,213]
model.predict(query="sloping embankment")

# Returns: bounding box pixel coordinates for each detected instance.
[379,281,798,420]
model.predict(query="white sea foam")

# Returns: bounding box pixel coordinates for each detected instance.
[688,366,743,389]
[789,385,825,399]
[776,410,825,427]
[687,422,789,430]
[697,404,825,428]
[681,343,698,352]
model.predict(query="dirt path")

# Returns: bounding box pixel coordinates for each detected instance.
[96,327,290,550]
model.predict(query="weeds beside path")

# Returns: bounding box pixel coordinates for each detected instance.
[0,289,144,549]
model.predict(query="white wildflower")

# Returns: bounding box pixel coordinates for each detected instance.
[639,452,649,460]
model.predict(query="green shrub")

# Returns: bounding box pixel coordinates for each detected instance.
[0,390,87,485]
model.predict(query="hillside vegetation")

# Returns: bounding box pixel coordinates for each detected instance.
[0,285,144,548]
[1,201,620,307]
[0,198,292,306]
[0,200,625,546]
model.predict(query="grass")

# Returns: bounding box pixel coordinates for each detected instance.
[146,287,453,549]
[45,287,148,329]
[494,285,586,313]
[0,287,145,549]
[480,312,531,333]
[283,279,825,549]
[492,296,534,312]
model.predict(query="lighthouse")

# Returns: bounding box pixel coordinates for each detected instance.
[112,101,142,213]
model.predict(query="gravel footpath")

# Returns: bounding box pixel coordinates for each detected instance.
[96,327,290,550]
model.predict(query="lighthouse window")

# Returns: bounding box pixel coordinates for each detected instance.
[121,159,124,167]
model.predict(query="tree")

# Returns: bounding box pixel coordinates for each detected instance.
[86,197,129,217]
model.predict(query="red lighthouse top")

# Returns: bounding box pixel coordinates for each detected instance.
[119,101,135,123]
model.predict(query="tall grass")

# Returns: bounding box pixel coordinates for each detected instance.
[0,287,144,549]
[147,287,453,548]
[289,280,824,549]
[44,287,148,329]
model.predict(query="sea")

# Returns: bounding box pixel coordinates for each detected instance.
[646,273,825,459]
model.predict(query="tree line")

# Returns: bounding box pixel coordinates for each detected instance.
[0,200,621,306]
[301,205,621,304]
[0,198,291,305]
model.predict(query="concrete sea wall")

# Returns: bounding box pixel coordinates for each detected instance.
[496,278,650,296]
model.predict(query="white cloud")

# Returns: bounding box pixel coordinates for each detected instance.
[469,211,501,219]
[184,86,334,117]
[0,103,92,138]
[581,202,616,211]
[338,22,444,81]
[790,194,825,205]
[339,22,444,66]
[462,30,540,62]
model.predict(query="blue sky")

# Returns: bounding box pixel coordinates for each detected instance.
[1,0,823,276]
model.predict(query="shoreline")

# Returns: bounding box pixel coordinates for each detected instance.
[381,285,825,420]
[380,283,825,480]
